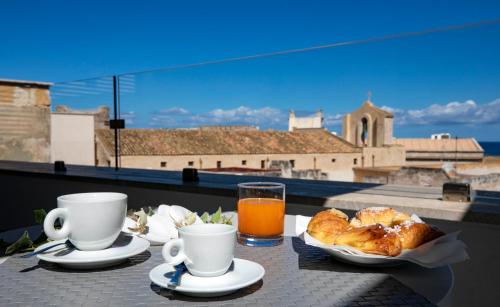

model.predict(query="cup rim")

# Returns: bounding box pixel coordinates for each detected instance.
[237,182,285,189]
[57,192,127,203]
[179,223,236,236]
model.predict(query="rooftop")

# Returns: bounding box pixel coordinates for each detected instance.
[96,128,361,156]
[394,138,484,153]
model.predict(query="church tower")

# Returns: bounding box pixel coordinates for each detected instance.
[342,93,394,147]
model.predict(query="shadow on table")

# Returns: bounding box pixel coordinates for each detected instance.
[150,279,263,302]
[290,237,437,306]
[19,250,151,273]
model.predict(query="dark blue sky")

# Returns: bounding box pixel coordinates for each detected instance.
[1,1,500,140]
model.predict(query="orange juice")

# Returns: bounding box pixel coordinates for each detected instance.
[238,198,285,237]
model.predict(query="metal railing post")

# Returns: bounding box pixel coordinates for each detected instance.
[113,76,119,171]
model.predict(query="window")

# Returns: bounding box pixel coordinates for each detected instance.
[331,158,336,163]
[160,161,167,168]
[242,160,247,166]
[188,161,194,167]
[217,161,222,168]
[289,160,295,168]
[261,160,265,169]
[353,158,358,165]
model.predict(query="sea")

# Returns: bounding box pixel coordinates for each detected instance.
[479,142,500,156]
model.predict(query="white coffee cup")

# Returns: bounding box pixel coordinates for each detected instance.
[43,192,127,251]
[162,224,236,277]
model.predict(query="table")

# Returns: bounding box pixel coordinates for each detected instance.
[0,216,452,306]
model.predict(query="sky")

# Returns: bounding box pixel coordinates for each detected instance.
[1,0,500,140]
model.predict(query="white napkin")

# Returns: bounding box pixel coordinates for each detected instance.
[295,215,469,268]
[123,204,203,244]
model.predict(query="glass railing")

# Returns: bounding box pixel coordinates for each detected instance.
[50,76,115,167]
[1,22,499,192]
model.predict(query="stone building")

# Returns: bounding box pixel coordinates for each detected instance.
[393,138,484,163]
[51,106,110,165]
[288,110,324,131]
[341,97,406,168]
[0,79,52,162]
[343,98,394,147]
[95,127,363,181]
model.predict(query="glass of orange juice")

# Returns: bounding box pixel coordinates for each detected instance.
[237,182,285,246]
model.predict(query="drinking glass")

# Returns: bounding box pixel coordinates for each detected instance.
[237,182,285,246]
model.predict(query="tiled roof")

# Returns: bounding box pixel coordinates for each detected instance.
[96,128,361,156]
[394,138,483,153]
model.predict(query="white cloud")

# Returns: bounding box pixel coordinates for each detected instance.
[324,113,343,126]
[382,98,500,126]
[205,106,286,125]
[149,106,287,128]
[158,107,190,115]
[120,111,136,125]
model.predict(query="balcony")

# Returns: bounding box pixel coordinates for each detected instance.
[1,8,500,305]
[0,160,499,305]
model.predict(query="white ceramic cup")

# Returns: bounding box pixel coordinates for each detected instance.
[162,224,236,277]
[43,192,127,251]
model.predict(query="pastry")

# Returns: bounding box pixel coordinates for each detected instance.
[306,207,445,256]
[390,221,445,249]
[333,224,402,256]
[307,208,350,244]
[350,207,411,228]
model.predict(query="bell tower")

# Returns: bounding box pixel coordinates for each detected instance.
[342,93,393,147]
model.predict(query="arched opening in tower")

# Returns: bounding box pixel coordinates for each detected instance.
[361,117,369,146]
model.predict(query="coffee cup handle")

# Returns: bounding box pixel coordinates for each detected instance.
[162,238,188,265]
[43,208,71,240]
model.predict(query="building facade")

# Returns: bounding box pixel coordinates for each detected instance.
[0,79,52,162]
[96,128,363,181]
[51,106,110,166]
[288,110,324,131]
[394,138,484,163]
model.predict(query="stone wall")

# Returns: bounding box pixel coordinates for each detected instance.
[0,80,52,162]
[108,152,362,177]
[457,174,500,191]
[269,160,329,180]
[356,165,500,191]
[361,146,406,167]
[357,167,451,187]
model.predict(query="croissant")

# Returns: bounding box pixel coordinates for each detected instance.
[393,221,445,249]
[350,207,411,228]
[333,224,402,256]
[307,208,350,244]
[306,207,445,257]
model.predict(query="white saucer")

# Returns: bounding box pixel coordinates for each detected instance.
[35,233,150,269]
[149,258,265,297]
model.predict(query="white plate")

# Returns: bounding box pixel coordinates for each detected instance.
[149,258,265,297]
[324,249,404,267]
[35,233,150,269]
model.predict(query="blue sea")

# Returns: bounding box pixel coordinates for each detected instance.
[479,142,500,156]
